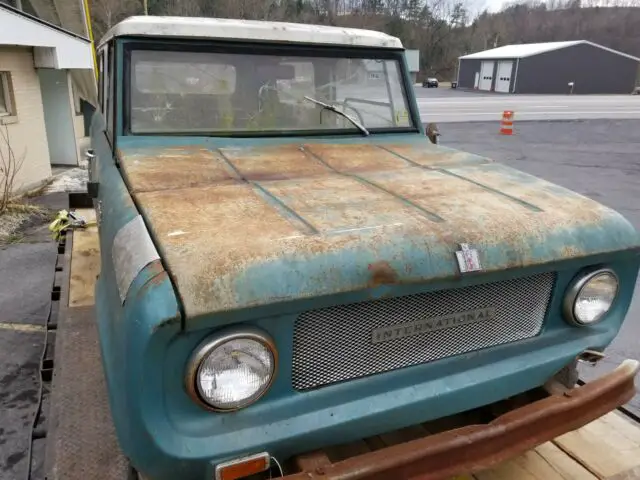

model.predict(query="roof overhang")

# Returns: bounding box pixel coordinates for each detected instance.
[0,3,92,69]
[459,40,640,62]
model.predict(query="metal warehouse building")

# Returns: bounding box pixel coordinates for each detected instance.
[457,41,640,94]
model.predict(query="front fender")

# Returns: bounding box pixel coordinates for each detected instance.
[96,258,184,477]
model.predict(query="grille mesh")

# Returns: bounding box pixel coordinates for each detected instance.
[292,272,556,391]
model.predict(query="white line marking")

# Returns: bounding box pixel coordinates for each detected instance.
[0,322,45,333]
[420,111,640,117]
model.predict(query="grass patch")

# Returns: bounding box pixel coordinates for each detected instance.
[4,232,24,244]
[0,202,50,245]
[5,202,46,214]
[0,211,30,245]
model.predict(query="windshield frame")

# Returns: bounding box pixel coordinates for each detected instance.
[121,38,421,138]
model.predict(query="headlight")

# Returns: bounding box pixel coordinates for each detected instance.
[564,268,618,326]
[186,328,277,411]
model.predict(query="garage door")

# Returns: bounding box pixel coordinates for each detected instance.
[479,61,494,91]
[495,61,513,93]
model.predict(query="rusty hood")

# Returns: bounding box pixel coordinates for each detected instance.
[118,140,639,319]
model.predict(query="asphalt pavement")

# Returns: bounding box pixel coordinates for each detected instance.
[416,86,640,122]
[0,193,67,480]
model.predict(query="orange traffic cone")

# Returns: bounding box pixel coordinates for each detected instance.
[500,111,514,135]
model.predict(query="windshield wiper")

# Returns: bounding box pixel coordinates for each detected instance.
[303,96,369,136]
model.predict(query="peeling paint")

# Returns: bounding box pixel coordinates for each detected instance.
[117,142,640,318]
[120,146,238,192]
[221,144,329,181]
[368,261,399,287]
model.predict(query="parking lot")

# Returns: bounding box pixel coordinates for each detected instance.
[1,88,640,478]
[415,85,640,122]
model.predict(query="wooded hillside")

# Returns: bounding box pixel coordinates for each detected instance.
[90,0,640,80]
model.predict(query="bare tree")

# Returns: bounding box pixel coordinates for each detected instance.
[88,0,640,81]
[92,0,141,38]
[0,126,25,215]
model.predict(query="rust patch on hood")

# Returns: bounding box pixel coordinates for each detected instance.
[383,144,491,168]
[304,144,411,173]
[368,261,399,287]
[123,142,639,318]
[445,163,599,212]
[256,172,427,233]
[219,144,330,181]
[359,166,608,249]
[120,146,237,193]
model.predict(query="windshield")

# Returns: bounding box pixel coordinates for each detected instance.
[128,48,414,135]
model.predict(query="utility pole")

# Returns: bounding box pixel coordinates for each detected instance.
[143,0,148,15]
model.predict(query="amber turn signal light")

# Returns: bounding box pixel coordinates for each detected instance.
[215,452,270,480]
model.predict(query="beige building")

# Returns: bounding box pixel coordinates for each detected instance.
[0,2,94,193]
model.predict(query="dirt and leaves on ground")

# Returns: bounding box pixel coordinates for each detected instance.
[0,187,55,247]
[0,125,55,246]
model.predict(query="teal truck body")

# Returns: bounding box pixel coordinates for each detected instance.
[88,16,640,480]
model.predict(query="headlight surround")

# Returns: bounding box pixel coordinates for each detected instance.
[185,328,277,411]
[563,268,619,326]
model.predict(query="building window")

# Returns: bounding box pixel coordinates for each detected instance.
[0,72,16,117]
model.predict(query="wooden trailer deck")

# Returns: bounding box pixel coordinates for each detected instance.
[45,208,640,480]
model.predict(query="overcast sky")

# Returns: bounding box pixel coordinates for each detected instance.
[486,0,510,9]
[481,0,516,12]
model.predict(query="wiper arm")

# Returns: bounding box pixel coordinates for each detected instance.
[304,96,369,136]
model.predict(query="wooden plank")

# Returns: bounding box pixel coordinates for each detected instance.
[597,411,640,445]
[534,442,598,479]
[553,412,640,479]
[74,208,96,224]
[69,209,100,308]
[608,466,640,480]
[474,443,597,480]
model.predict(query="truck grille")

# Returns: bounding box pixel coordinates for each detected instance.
[292,272,555,391]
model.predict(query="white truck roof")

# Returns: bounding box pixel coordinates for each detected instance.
[99,16,403,49]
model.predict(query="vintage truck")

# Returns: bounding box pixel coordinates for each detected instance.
[40,16,640,480]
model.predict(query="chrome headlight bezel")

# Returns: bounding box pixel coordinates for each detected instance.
[185,327,278,412]
[563,268,619,326]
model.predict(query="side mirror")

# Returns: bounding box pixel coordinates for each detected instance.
[426,123,440,145]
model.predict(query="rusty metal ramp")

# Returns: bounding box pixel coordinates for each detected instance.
[44,209,130,480]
